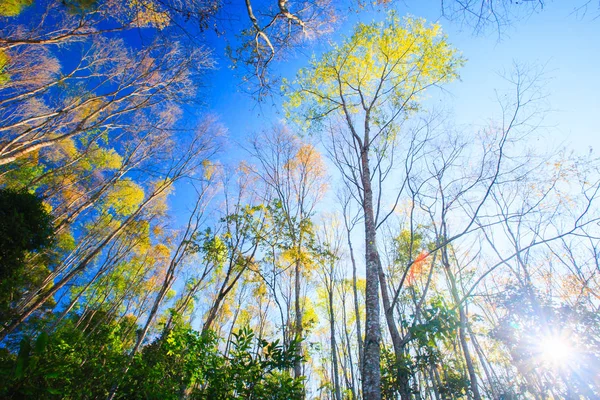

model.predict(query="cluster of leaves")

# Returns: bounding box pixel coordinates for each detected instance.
[0,313,134,399]
[406,297,459,365]
[0,188,54,322]
[200,326,304,400]
[381,346,470,400]
[0,0,32,17]
[285,12,464,130]
[0,320,304,399]
[380,345,404,400]
[380,297,460,399]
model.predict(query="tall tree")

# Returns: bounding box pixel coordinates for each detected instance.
[286,13,463,398]
[248,125,327,380]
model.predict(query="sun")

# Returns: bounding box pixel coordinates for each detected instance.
[537,334,574,367]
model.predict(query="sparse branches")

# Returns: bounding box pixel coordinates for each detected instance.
[232,0,336,100]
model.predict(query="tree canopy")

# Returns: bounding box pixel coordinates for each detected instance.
[0,1,599,399]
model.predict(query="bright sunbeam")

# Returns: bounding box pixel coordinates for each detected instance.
[537,335,574,366]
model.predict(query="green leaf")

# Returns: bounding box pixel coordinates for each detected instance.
[15,338,31,379]
[35,332,49,354]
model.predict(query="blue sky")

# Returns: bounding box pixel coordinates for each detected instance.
[167,1,600,221]
[156,1,600,333]
[199,1,599,153]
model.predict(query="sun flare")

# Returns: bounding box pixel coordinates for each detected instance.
[538,335,573,366]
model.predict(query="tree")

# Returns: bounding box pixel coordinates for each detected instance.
[286,13,463,398]
[0,188,53,278]
[0,188,53,323]
[248,125,327,380]
[0,119,220,341]
[314,216,344,400]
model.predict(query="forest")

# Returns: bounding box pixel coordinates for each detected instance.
[0,0,599,399]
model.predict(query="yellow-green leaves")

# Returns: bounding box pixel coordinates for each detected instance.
[128,0,170,29]
[103,179,145,216]
[202,233,227,268]
[285,12,464,129]
[0,50,10,85]
[82,145,122,171]
[0,0,32,17]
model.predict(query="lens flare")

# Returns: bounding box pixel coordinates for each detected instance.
[537,334,573,366]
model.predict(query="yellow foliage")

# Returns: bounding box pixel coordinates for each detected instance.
[86,146,122,170]
[76,98,104,122]
[0,0,31,17]
[41,201,53,214]
[220,301,232,320]
[133,237,151,256]
[302,297,319,331]
[104,179,145,216]
[128,0,170,29]
[147,189,170,216]
[252,281,268,297]
[285,13,464,128]
[202,159,219,181]
[0,49,10,84]
[166,288,176,300]
[145,180,173,215]
[238,309,252,327]
[58,138,78,159]
[56,230,76,252]
[154,243,171,260]
[60,176,84,205]
[47,138,78,163]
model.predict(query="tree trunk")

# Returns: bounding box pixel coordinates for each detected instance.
[341,290,358,400]
[457,307,480,400]
[346,226,364,373]
[360,144,382,400]
[329,281,342,400]
[468,325,497,399]
[294,256,303,380]
[442,249,481,400]
[377,258,411,400]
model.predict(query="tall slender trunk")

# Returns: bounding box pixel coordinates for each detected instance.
[457,307,480,400]
[341,290,358,400]
[224,303,242,358]
[329,281,342,400]
[294,255,303,380]
[361,143,382,400]
[346,226,364,373]
[377,259,411,400]
[430,363,442,400]
[132,273,175,355]
[442,249,481,400]
[468,325,497,399]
